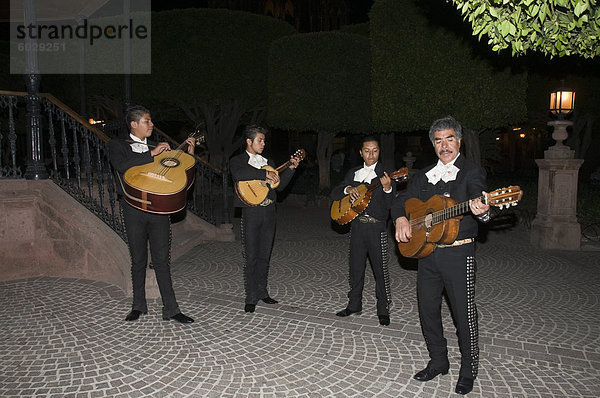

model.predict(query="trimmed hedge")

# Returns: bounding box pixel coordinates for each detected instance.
[370,0,527,132]
[268,31,371,133]
[134,8,296,105]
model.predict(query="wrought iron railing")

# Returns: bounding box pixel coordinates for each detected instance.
[0,92,22,178]
[0,91,230,242]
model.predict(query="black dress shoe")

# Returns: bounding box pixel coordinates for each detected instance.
[262,297,278,304]
[125,310,146,321]
[244,304,256,313]
[163,312,194,323]
[455,377,474,395]
[335,308,362,317]
[378,315,390,326]
[413,365,449,382]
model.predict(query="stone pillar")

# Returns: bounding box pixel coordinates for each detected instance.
[530,120,583,250]
[403,151,417,177]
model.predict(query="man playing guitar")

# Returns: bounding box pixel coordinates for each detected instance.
[230,125,299,313]
[331,136,395,326]
[392,116,490,395]
[109,105,195,324]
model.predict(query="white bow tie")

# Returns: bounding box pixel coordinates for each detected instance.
[426,161,460,184]
[130,142,149,153]
[129,134,149,153]
[354,165,377,183]
[248,153,268,169]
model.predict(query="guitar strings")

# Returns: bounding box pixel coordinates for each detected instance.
[407,189,520,230]
[152,133,199,177]
[154,149,185,177]
[409,195,484,229]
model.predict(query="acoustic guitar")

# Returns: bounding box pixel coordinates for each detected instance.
[330,168,409,225]
[120,134,198,214]
[235,149,306,206]
[398,186,523,258]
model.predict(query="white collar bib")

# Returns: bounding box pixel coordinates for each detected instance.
[354,162,378,183]
[247,151,268,169]
[425,154,461,184]
[129,134,149,153]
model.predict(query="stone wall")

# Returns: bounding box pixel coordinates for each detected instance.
[0,179,236,299]
[0,179,132,294]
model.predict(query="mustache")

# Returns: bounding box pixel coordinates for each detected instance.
[439,149,453,154]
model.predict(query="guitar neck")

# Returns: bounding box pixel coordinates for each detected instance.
[365,179,382,192]
[412,194,484,228]
[275,160,292,173]
[363,168,407,192]
[175,132,201,152]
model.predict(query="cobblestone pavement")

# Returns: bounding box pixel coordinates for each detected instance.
[1,203,599,397]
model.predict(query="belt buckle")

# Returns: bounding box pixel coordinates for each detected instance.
[437,238,473,248]
[358,215,377,223]
[259,198,273,207]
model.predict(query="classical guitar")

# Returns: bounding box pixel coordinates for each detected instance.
[235,149,306,206]
[331,167,409,225]
[398,186,523,259]
[120,134,199,214]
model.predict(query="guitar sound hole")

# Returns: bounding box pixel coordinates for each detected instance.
[424,213,433,228]
[161,158,180,168]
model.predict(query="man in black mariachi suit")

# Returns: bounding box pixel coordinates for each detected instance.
[230,125,299,313]
[392,116,490,395]
[332,136,395,326]
[108,105,195,323]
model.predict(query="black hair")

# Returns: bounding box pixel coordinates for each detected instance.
[361,135,380,147]
[244,125,268,142]
[125,105,150,130]
[428,116,462,143]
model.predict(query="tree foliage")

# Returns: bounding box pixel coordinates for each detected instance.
[268,32,371,189]
[268,32,371,133]
[448,0,600,58]
[138,9,296,105]
[371,0,527,133]
[136,9,296,166]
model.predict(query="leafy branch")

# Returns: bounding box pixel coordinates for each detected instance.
[447,0,600,58]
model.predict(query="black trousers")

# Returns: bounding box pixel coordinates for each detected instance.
[122,202,180,318]
[346,220,391,316]
[241,204,276,305]
[417,243,479,379]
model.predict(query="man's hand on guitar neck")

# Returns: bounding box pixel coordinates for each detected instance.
[185,137,196,155]
[151,142,170,156]
[289,155,300,169]
[380,172,392,192]
[469,192,490,216]
[394,216,412,243]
